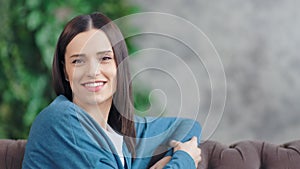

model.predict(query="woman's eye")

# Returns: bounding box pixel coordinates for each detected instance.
[100,56,112,62]
[72,59,83,64]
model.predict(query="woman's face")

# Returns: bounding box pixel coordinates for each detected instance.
[64,29,117,109]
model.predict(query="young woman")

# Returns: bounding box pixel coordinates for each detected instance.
[22,12,201,169]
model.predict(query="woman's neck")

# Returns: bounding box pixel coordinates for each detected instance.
[73,98,112,130]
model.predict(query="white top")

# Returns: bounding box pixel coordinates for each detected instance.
[104,125,125,166]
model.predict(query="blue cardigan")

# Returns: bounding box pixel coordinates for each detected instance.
[22,95,201,169]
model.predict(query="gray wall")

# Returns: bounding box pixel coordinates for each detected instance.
[127,0,300,144]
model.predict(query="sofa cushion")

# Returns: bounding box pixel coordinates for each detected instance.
[198,140,300,169]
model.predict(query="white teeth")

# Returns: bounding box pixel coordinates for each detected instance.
[84,82,104,87]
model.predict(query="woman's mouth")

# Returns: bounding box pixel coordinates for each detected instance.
[83,81,106,92]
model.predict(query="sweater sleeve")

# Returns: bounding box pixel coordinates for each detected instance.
[163,150,196,169]
[162,118,201,169]
[163,118,201,157]
[133,116,201,169]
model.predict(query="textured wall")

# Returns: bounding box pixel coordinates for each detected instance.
[127,0,300,144]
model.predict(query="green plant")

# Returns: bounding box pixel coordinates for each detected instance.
[0,0,146,139]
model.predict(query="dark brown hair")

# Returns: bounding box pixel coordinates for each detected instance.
[52,12,136,156]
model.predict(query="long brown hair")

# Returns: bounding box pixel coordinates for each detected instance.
[52,12,136,156]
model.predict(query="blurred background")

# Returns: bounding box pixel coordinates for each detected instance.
[1,0,299,144]
[128,0,300,144]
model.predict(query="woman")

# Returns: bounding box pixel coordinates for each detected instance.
[22,12,201,169]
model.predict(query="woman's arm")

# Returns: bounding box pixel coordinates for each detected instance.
[134,116,202,169]
[150,137,202,169]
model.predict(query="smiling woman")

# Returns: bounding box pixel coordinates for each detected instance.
[22,12,202,169]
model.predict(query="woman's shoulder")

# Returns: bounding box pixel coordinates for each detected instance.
[40,95,76,116]
[31,95,79,129]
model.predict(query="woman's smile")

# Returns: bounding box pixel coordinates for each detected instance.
[82,81,106,92]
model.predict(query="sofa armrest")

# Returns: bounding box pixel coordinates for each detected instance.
[0,139,27,169]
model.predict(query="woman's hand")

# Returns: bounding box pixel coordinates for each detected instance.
[170,136,202,168]
[150,137,202,169]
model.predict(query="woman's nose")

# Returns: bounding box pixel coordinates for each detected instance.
[87,59,101,77]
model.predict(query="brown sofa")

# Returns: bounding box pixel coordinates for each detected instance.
[0,140,26,169]
[1,139,299,169]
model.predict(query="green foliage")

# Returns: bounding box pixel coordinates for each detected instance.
[0,0,144,139]
[133,85,151,117]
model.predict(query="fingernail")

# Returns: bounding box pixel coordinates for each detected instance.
[169,140,178,147]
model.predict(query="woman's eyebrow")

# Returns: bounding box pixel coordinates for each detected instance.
[96,50,113,55]
[69,54,85,58]
[69,50,113,58]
